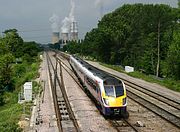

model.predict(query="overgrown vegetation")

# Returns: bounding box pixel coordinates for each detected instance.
[0,29,41,131]
[63,3,180,91]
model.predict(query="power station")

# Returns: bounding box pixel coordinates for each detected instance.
[52,32,60,44]
[61,32,69,44]
[51,21,78,45]
[70,21,78,41]
[60,20,78,47]
[50,0,78,46]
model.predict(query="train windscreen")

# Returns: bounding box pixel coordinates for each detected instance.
[104,86,115,97]
[115,85,124,97]
[104,85,124,97]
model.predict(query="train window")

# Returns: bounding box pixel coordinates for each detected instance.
[86,77,97,91]
[115,85,124,97]
[104,86,115,97]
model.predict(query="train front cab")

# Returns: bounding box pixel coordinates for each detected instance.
[101,79,128,117]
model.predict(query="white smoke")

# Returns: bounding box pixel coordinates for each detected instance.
[49,14,60,32]
[61,0,75,33]
[69,0,75,22]
[61,17,70,33]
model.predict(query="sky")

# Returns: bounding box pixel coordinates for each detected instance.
[0,0,178,44]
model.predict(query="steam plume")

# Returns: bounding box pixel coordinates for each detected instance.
[61,0,75,33]
[49,14,60,32]
[69,0,75,22]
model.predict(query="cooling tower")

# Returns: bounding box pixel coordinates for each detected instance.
[61,32,69,44]
[70,21,78,41]
[52,32,59,44]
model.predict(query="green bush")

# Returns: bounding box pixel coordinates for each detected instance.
[0,102,22,131]
[0,59,40,131]
[0,122,22,132]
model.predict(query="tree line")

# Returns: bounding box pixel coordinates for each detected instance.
[64,3,180,80]
[0,29,41,105]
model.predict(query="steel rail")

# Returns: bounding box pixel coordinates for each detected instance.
[48,51,81,132]
[123,119,139,132]
[56,57,85,90]
[56,51,180,109]
[124,80,180,111]
[56,55,139,132]
[57,59,81,132]
[127,90,180,128]
[45,51,62,132]
[56,51,180,129]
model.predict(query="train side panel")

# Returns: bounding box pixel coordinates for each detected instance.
[70,56,101,103]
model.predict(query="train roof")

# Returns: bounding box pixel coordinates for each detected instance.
[72,55,122,85]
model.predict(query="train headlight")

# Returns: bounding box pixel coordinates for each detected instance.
[123,97,126,105]
[103,98,109,106]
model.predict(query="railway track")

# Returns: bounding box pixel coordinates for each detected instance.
[56,51,180,129]
[46,51,80,132]
[56,55,139,132]
[46,52,62,131]
[119,80,180,128]
[127,89,180,127]
[124,80,180,110]
[112,75,180,128]
[110,119,139,132]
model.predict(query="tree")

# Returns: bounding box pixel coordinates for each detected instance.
[0,53,14,90]
[3,29,23,58]
[0,53,14,105]
[163,30,180,79]
[0,29,23,105]
[66,4,179,79]
[151,5,175,77]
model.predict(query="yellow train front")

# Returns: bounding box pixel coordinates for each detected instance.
[99,77,127,117]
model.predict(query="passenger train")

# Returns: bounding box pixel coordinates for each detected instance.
[70,55,128,117]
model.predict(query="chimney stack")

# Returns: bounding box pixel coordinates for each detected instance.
[70,21,78,41]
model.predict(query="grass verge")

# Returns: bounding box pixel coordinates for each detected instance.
[101,63,180,92]
[0,58,41,131]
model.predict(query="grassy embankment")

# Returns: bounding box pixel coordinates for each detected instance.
[0,57,41,131]
[101,63,180,92]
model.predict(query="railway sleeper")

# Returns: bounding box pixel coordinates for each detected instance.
[59,106,67,110]
[61,115,70,120]
[60,109,68,114]
[58,101,66,105]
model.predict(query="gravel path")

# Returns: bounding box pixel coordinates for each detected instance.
[30,52,58,132]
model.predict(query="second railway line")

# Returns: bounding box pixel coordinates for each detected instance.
[56,50,180,131]
[43,50,180,132]
[46,51,80,132]
[56,54,140,132]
